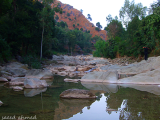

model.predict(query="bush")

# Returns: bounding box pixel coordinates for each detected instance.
[95,27,100,31]
[67,13,70,16]
[22,55,41,69]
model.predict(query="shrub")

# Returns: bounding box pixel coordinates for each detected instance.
[22,55,41,69]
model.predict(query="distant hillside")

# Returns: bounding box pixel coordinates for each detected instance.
[52,0,107,40]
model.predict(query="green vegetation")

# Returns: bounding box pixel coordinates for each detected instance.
[94,0,160,59]
[1,0,160,67]
[87,14,92,21]
[67,12,70,16]
[0,0,97,68]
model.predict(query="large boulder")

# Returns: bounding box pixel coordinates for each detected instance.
[81,71,118,83]
[4,62,28,77]
[59,89,96,99]
[24,78,47,89]
[118,56,160,74]
[118,67,160,84]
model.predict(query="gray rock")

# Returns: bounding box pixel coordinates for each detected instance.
[4,62,28,77]
[60,89,96,99]
[24,88,47,97]
[24,78,47,89]
[52,55,64,61]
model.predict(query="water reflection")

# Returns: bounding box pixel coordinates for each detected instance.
[54,99,95,120]
[24,88,47,97]
[0,76,160,120]
[82,82,160,95]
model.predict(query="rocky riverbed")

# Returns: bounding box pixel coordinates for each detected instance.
[0,55,160,92]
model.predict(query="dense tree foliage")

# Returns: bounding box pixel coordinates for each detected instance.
[94,0,160,59]
[119,0,147,27]
[0,0,95,65]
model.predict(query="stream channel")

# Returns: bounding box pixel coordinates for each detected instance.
[0,75,160,120]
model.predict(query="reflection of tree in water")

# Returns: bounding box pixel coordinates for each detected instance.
[105,87,160,120]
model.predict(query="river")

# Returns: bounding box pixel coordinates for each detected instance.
[0,75,160,120]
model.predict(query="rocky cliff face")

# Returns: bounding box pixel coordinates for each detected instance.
[52,0,107,40]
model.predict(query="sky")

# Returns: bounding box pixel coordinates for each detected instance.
[58,0,156,29]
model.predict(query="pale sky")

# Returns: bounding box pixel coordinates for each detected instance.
[58,0,156,29]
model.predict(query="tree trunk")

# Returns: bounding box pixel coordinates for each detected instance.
[40,22,44,60]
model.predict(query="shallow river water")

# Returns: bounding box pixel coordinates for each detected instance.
[0,75,160,120]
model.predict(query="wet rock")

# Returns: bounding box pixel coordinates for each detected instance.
[0,77,8,82]
[13,86,23,91]
[24,78,47,89]
[60,89,96,99]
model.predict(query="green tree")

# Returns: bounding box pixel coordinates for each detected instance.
[67,13,70,16]
[105,16,125,39]
[93,40,106,57]
[67,31,76,55]
[87,14,92,21]
[96,22,102,29]
[40,0,55,59]
[73,24,75,28]
[119,0,147,27]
